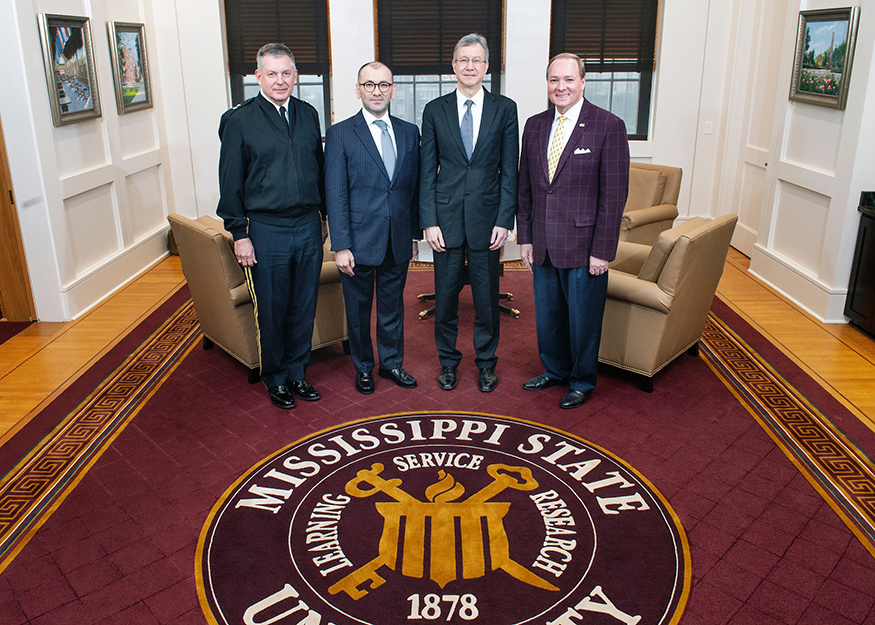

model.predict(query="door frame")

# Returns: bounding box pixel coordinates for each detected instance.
[0,113,37,321]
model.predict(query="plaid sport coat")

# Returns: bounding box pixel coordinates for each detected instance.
[517,99,630,269]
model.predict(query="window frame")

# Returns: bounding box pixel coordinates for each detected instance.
[550,0,659,140]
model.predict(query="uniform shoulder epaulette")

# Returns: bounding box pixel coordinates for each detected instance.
[226,96,258,115]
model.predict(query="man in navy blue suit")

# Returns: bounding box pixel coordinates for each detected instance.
[325,62,420,394]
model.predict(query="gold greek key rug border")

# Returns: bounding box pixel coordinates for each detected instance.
[0,298,872,576]
[700,311,875,557]
[0,299,201,574]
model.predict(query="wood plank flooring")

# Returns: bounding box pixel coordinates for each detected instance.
[717,248,875,431]
[0,247,872,447]
[0,255,185,442]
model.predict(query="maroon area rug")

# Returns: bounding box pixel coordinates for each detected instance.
[0,322,32,348]
[0,270,873,625]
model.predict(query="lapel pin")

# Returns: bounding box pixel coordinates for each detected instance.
[579,123,586,128]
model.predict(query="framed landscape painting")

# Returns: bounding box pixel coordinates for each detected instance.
[789,7,860,109]
[38,14,102,126]
[107,21,153,114]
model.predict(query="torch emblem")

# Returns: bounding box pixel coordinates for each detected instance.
[328,462,560,599]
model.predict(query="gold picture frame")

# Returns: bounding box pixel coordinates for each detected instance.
[107,21,153,115]
[789,7,860,110]
[37,14,102,127]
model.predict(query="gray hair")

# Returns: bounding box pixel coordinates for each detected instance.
[257,43,296,70]
[454,33,489,62]
[547,52,586,79]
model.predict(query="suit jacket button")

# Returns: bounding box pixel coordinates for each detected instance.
[548,190,553,194]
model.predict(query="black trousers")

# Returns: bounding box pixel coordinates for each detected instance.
[245,214,322,388]
[339,241,409,374]
[433,243,500,369]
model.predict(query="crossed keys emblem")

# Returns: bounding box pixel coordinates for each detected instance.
[327,462,560,600]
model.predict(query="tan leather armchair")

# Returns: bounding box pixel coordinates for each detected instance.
[599,214,738,391]
[168,214,347,383]
[621,163,683,245]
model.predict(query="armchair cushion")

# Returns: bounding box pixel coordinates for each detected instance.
[599,214,738,381]
[637,217,707,283]
[626,167,666,212]
[168,213,348,375]
[620,163,683,245]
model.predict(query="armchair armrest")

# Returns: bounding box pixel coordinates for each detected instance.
[621,203,679,230]
[607,270,673,313]
[609,241,651,275]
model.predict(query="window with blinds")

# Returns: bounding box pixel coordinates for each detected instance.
[550,0,658,140]
[223,0,330,134]
[376,0,503,127]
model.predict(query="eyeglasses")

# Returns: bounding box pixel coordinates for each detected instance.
[454,58,486,66]
[359,81,393,93]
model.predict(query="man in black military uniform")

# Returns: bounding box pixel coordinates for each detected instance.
[217,43,327,409]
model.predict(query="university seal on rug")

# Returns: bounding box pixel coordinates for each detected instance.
[197,412,690,625]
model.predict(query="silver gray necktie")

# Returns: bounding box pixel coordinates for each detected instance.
[374,119,395,178]
[461,99,474,159]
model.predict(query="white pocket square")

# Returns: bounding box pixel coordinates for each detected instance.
[574,148,591,155]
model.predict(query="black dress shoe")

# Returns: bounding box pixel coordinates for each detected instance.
[523,373,564,391]
[379,368,417,389]
[355,372,375,395]
[478,368,498,392]
[560,389,590,409]
[267,384,295,409]
[289,379,321,401]
[437,366,458,391]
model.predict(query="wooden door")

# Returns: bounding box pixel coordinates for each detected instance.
[0,114,36,321]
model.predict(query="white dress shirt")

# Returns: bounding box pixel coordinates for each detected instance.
[456,87,485,149]
[547,97,585,160]
[361,108,396,158]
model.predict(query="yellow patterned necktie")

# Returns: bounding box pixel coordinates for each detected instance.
[547,115,567,182]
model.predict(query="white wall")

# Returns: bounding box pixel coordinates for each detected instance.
[749,0,874,321]
[3,0,873,323]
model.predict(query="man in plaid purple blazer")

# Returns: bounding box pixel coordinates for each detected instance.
[517,53,630,409]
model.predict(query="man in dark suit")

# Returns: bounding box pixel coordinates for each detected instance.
[325,62,420,394]
[419,33,519,393]
[517,53,630,409]
[217,43,327,409]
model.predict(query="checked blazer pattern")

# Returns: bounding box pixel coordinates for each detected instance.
[518,99,630,269]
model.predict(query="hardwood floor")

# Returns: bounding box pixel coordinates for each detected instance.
[0,255,185,443]
[717,248,875,431]
[0,247,873,446]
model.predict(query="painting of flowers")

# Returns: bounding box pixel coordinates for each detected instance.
[790,7,859,109]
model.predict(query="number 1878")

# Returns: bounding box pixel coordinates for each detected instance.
[406,594,479,620]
